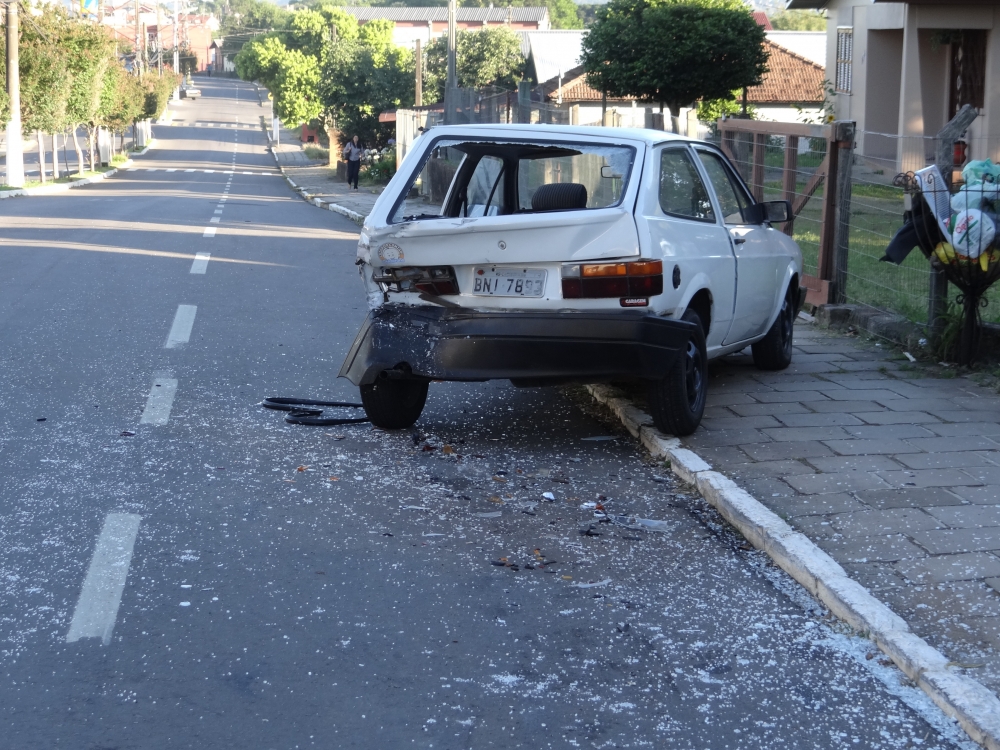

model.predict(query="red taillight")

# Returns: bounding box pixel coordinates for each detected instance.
[562,260,663,299]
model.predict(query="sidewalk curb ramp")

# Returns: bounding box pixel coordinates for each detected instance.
[260,116,367,227]
[586,381,1000,750]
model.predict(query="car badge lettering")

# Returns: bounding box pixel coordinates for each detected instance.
[377,243,404,264]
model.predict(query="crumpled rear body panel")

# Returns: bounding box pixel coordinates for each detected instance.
[338,304,694,386]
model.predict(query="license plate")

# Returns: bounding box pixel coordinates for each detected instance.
[472,267,547,297]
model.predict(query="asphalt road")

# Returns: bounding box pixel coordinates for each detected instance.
[0,78,979,749]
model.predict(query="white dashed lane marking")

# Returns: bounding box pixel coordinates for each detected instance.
[66,513,142,646]
[164,304,197,349]
[190,251,211,272]
[139,375,178,426]
[202,227,216,238]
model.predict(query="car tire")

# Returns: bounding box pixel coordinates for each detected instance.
[751,286,795,371]
[360,378,429,430]
[648,308,707,437]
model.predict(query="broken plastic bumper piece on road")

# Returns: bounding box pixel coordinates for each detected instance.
[338,304,695,386]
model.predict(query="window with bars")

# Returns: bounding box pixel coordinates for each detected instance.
[836,27,853,94]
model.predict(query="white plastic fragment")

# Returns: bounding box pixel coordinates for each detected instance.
[541,492,555,501]
[572,579,611,589]
[904,351,917,363]
[475,511,502,518]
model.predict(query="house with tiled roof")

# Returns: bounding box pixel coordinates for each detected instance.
[534,39,825,126]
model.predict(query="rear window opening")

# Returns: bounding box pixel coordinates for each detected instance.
[390,138,636,223]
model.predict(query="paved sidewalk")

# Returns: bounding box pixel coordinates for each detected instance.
[269,124,383,220]
[686,319,1000,695]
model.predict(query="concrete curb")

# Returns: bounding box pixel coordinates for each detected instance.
[261,116,367,227]
[0,158,134,199]
[586,383,1000,750]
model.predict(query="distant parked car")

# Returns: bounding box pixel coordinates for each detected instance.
[180,85,200,99]
[340,124,804,435]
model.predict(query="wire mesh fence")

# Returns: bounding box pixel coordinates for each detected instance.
[845,132,934,324]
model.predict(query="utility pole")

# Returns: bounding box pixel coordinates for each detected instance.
[134,0,142,75]
[172,0,180,98]
[156,2,162,75]
[414,38,422,107]
[6,2,24,188]
[446,0,456,92]
[445,0,456,123]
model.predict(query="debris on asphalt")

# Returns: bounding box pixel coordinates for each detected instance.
[402,505,430,511]
[476,511,502,518]
[580,524,602,536]
[581,436,616,442]
[573,579,612,589]
[541,492,556,501]
[120,431,135,437]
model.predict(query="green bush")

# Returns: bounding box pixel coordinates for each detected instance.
[362,158,395,184]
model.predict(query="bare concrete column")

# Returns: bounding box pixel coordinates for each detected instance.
[896,6,925,172]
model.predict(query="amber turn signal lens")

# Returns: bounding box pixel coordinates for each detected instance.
[625,260,663,276]
[581,263,627,277]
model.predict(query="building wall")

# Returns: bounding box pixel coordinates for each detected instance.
[823,1,1000,170]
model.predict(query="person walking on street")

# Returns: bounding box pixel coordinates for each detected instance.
[343,135,363,190]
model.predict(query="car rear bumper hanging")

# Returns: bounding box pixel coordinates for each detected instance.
[338,304,695,386]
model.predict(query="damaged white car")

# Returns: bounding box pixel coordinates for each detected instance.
[341,125,803,435]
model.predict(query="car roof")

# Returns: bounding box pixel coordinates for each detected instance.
[423,123,701,147]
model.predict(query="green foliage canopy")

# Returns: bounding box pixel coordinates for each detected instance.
[581,0,769,125]
[770,10,827,31]
[424,26,525,102]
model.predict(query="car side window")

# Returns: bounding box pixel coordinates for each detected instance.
[464,156,505,217]
[697,150,753,225]
[658,148,715,222]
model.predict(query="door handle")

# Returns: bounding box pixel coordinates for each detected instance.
[733,238,746,245]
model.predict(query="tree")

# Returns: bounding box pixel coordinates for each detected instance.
[582,0,768,130]
[63,20,115,174]
[272,48,322,126]
[424,26,525,102]
[234,34,288,87]
[320,35,413,147]
[770,10,827,31]
[100,63,145,156]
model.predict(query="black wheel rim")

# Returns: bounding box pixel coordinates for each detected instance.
[780,296,793,354]
[685,338,704,410]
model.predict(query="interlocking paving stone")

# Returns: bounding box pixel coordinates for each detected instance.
[896,552,1000,584]
[837,360,902,372]
[842,424,938,440]
[910,528,1000,554]
[762,426,854,442]
[830,508,943,536]
[726,401,811,417]
[817,535,927,563]
[927,506,1000,528]
[773,412,866,428]
[705,392,758,408]
[958,466,1000,485]
[766,380,847,392]
[827,389,908,401]
[680,445,749,467]
[797,399,888,413]
[882,398,963,412]
[784,470,892,495]
[751,391,833,404]
[842,562,908,591]
[905,435,1000,453]
[892,582,1000,619]
[893,451,1000,470]
[805,454,904,473]
[700,415,783,430]
[856,488,965,509]
[876,468,984,489]
[766,492,866,517]
[740,440,835,461]
[821,438,924,456]
[703,406,738,419]
[953,486,1000,505]
[853,411,942,425]
[926,409,1000,423]
[989,578,1000,595]
[685,428,768,448]
[788,514,836,538]
[724,460,816,479]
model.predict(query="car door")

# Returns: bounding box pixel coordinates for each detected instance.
[644,145,735,349]
[694,147,782,345]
